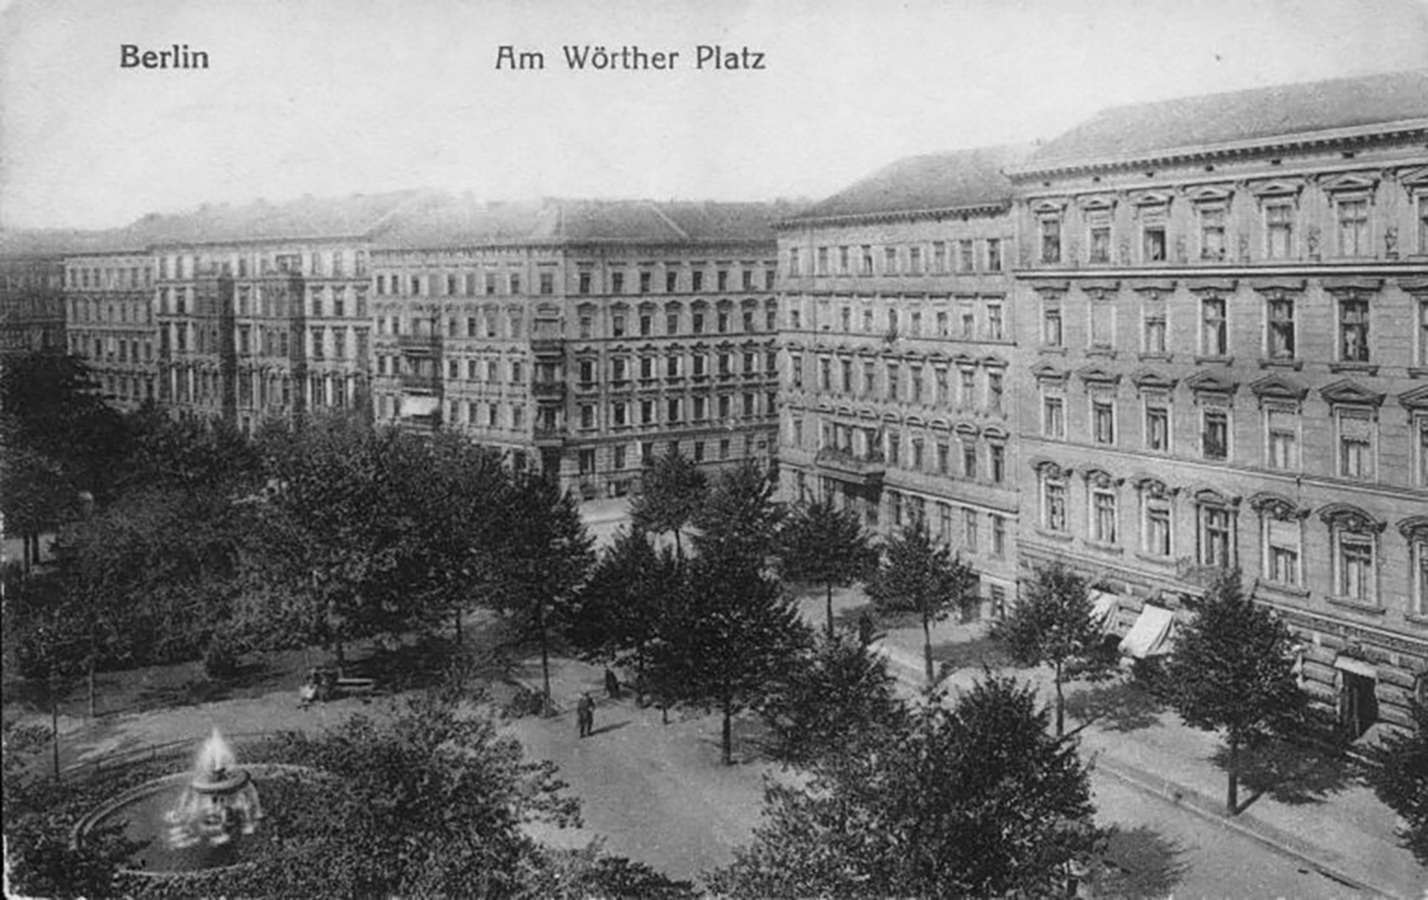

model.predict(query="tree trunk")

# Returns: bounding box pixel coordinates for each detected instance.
[87,655,96,720]
[921,614,934,685]
[673,529,683,561]
[722,697,733,766]
[826,582,835,640]
[454,608,462,645]
[1226,733,1240,815]
[1054,660,1065,737]
[49,668,60,782]
[536,600,552,716]
[635,644,646,706]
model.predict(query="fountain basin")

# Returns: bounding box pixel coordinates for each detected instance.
[74,764,321,877]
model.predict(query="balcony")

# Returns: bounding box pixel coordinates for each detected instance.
[533,426,567,447]
[397,333,442,355]
[400,371,441,392]
[532,381,566,401]
[531,338,564,357]
[814,447,886,486]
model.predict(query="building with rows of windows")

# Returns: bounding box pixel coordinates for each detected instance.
[1,233,76,359]
[1007,69,1428,734]
[63,239,159,411]
[776,146,1028,615]
[369,196,784,493]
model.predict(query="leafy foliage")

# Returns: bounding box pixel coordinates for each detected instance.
[992,562,1118,735]
[1362,699,1428,864]
[761,631,907,768]
[864,521,979,685]
[630,448,706,558]
[650,554,812,764]
[565,527,679,703]
[690,459,784,571]
[1164,571,1305,813]
[711,674,1101,898]
[777,498,877,638]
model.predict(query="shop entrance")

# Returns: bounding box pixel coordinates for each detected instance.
[1338,667,1378,740]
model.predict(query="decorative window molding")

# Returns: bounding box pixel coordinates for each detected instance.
[1077,364,1122,386]
[1318,503,1387,533]
[1249,373,1309,405]
[1131,367,1177,393]
[1186,370,1238,399]
[1031,361,1070,385]
[1319,379,1386,408]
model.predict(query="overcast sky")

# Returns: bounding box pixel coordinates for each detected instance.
[2,0,1426,230]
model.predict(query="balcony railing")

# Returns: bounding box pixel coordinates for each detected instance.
[400,372,441,391]
[531,338,564,356]
[397,333,442,354]
[814,447,887,485]
[532,381,566,400]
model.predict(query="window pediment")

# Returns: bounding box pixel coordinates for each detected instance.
[1031,198,1069,216]
[881,411,902,423]
[982,424,1009,440]
[1397,515,1428,541]
[856,408,878,420]
[1320,172,1380,195]
[1191,486,1239,507]
[1398,165,1428,189]
[1399,384,1428,411]
[1186,370,1238,396]
[1322,277,1384,296]
[1032,361,1069,384]
[1247,277,1306,294]
[1077,364,1122,386]
[1082,467,1124,487]
[1250,179,1305,200]
[1030,457,1072,479]
[1077,194,1118,211]
[1131,368,1177,391]
[1132,474,1177,498]
[981,354,1009,369]
[1189,185,1235,205]
[1130,189,1174,208]
[1320,379,1385,408]
[1249,492,1307,520]
[1250,374,1309,403]
[954,422,980,437]
[1319,503,1386,533]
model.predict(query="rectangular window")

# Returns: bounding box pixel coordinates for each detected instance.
[611,272,625,294]
[612,314,626,338]
[1418,298,1428,367]
[959,240,975,273]
[1266,204,1294,259]
[989,444,1005,484]
[837,247,849,275]
[886,363,900,401]
[1143,303,1167,354]
[1092,397,1115,444]
[960,369,975,410]
[883,246,898,275]
[1202,407,1229,461]
[906,246,921,275]
[1338,409,1375,480]
[1146,499,1172,557]
[1199,506,1232,568]
[1199,207,1226,261]
[986,238,1002,272]
[937,442,950,475]
[1041,218,1061,264]
[986,300,1004,341]
[964,509,979,552]
[787,248,800,277]
[1092,489,1118,544]
[485,273,496,295]
[962,441,977,479]
[1088,211,1111,264]
[540,272,554,295]
[1338,532,1374,601]
[1089,301,1113,349]
[1044,479,1067,531]
[992,515,1006,557]
[859,245,874,276]
[1265,517,1301,587]
[1044,395,1065,438]
[1337,198,1369,257]
[579,315,593,339]
[1339,297,1370,362]
[1043,298,1063,347]
[1266,407,1299,470]
[640,271,652,294]
[1202,297,1228,356]
[1143,220,1167,262]
[987,371,1003,413]
[932,242,947,274]
[1267,297,1296,359]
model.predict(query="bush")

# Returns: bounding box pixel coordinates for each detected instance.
[502,683,548,718]
[202,637,239,680]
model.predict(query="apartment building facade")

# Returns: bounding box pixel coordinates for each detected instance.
[63,246,158,411]
[777,147,1027,614]
[1,236,71,359]
[371,198,783,494]
[1007,70,1428,733]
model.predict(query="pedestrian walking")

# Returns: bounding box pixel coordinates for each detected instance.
[577,692,594,738]
[604,668,621,700]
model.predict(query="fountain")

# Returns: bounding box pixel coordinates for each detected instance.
[163,728,263,849]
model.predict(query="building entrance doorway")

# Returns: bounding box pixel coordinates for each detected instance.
[1337,667,1378,739]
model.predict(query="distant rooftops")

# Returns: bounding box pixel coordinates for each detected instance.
[1015,68,1428,175]
[787,144,1030,224]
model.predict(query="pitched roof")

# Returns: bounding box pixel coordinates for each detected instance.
[790,145,1029,223]
[0,227,149,259]
[376,196,784,248]
[132,190,429,246]
[1020,69,1428,174]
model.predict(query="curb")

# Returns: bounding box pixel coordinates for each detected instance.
[1091,744,1399,898]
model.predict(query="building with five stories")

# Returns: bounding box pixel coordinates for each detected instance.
[370,197,784,494]
[63,235,159,411]
[1007,69,1428,734]
[1,232,75,359]
[142,193,419,433]
[776,146,1028,615]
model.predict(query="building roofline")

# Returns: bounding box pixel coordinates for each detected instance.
[776,200,1011,230]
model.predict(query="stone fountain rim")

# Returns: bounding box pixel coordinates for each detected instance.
[72,763,325,879]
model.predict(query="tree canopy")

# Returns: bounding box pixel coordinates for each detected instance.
[778,498,877,639]
[864,521,979,685]
[690,460,783,571]
[711,674,1101,897]
[630,448,706,559]
[1362,699,1428,864]
[992,562,1117,735]
[1164,571,1305,814]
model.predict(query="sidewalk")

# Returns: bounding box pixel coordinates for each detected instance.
[858,601,1425,899]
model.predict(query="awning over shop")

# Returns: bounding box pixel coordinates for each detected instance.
[1118,604,1176,659]
[1089,590,1119,632]
[401,395,440,417]
[1333,656,1377,679]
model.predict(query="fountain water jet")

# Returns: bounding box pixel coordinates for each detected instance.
[163,728,263,849]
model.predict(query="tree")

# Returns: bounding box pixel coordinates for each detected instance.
[486,473,595,714]
[650,555,812,764]
[565,527,679,705]
[1362,699,1428,864]
[761,631,907,768]
[710,674,1101,898]
[1164,571,1305,814]
[630,447,706,559]
[690,459,783,571]
[778,498,877,639]
[864,521,979,685]
[992,562,1118,736]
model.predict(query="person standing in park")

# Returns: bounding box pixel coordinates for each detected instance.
[577,692,594,738]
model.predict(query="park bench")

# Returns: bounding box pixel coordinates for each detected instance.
[299,667,379,705]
